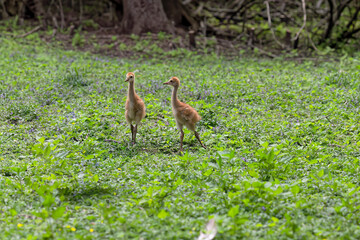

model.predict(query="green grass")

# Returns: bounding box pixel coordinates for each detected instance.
[1,36,360,239]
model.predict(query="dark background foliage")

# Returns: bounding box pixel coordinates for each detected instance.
[1,0,359,53]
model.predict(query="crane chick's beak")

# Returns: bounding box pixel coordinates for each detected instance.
[163,81,170,85]
[125,77,129,82]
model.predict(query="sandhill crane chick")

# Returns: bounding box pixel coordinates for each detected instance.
[125,72,146,143]
[164,76,206,152]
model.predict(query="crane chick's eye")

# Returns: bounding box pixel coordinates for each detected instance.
[130,76,133,78]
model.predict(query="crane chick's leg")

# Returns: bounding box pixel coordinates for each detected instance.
[195,131,206,149]
[130,124,134,143]
[180,129,184,152]
[133,124,138,143]
[176,122,184,152]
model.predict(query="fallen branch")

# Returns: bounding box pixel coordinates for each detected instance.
[250,44,277,58]
[17,26,42,38]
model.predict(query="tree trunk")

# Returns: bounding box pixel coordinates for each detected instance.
[0,0,9,19]
[120,0,174,34]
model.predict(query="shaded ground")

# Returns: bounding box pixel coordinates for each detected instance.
[0,20,343,62]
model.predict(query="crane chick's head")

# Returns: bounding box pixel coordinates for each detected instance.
[125,72,135,82]
[163,77,180,87]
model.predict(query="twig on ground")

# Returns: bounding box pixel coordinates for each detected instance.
[311,114,333,124]
[17,26,41,38]
[325,116,333,124]
[104,139,122,144]
[328,144,345,148]
[250,44,277,58]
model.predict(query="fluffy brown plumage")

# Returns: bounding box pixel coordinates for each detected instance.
[125,72,146,143]
[164,77,206,152]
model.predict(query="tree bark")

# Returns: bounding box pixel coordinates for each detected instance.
[0,0,9,19]
[120,0,174,34]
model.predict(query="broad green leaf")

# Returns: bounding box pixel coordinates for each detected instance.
[291,185,300,196]
[157,209,168,219]
[93,175,99,182]
[318,169,324,178]
[248,170,259,178]
[203,168,213,177]
[228,205,239,218]
[52,206,66,219]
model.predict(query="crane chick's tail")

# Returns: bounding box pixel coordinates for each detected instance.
[194,112,201,123]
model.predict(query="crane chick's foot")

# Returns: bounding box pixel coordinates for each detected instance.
[195,131,207,150]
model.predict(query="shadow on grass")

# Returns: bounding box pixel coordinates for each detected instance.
[62,185,116,203]
[103,138,180,157]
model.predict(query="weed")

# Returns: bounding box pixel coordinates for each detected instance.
[61,67,89,87]
[3,101,38,123]
[130,34,140,41]
[72,32,85,47]
[82,19,99,30]
[157,31,167,41]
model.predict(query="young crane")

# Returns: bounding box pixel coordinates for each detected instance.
[125,72,146,144]
[164,77,206,152]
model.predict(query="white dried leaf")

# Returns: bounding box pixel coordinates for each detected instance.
[197,218,217,240]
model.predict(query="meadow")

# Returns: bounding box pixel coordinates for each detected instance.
[1,35,360,239]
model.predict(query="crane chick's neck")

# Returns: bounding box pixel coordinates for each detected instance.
[127,81,136,99]
[171,86,180,106]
